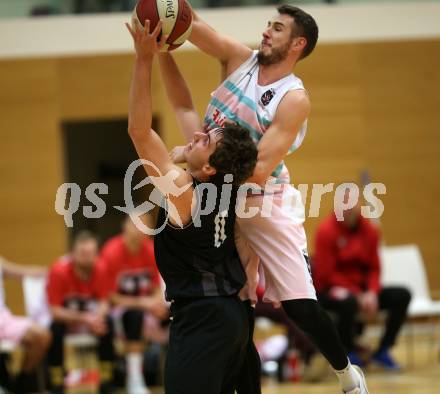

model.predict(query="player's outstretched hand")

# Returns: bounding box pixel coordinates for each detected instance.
[125,18,167,60]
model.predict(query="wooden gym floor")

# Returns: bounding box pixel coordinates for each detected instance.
[147,329,440,394]
[61,325,439,393]
[146,365,440,394]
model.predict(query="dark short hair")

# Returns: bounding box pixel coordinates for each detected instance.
[72,230,98,248]
[209,125,258,185]
[277,4,318,60]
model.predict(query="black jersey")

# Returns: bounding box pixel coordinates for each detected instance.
[154,179,246,301]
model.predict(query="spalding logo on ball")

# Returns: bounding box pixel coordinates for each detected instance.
[132,0,193,51]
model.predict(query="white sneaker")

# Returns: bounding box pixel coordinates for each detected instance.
[126,375,151,394]
[345,365,369,394]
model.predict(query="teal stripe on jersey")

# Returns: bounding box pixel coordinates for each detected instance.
[223,81,303,155]
[207,98,262,144]
[272,162,284,178]
[224,81,271,128]
[224,80,257,112]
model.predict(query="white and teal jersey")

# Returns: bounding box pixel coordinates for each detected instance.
[203,50,307,184]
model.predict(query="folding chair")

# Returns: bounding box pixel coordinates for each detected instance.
[380,244,440,365]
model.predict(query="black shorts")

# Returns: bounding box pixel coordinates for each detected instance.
[165,295,249,394]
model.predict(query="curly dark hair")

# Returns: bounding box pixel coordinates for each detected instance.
[278,4,319,60]
[208,124,258,185]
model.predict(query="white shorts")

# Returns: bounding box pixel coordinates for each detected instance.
[236,185,316,305]
[0,307,32,343]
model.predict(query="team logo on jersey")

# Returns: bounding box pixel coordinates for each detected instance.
[64,296,96,312]
[118,271,152,296]
[260,89,275,106]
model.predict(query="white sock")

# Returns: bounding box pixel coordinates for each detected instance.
[334,359,360,393]
[126,352,145,384]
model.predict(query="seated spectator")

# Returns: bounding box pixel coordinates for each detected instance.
[314,203,411,370]
[99,213,168,394]
[0,256,51,393]
[46,231,115,394]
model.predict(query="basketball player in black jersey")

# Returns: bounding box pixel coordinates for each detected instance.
[126,20,258,394]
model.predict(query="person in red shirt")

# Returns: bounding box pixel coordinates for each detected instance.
[46,231,115,394]
[99,214,167,394]
[314,204,411,370]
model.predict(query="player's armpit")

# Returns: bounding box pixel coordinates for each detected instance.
[247,90,310,185]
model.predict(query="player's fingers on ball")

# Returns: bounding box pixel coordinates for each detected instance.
[144,19,150,35]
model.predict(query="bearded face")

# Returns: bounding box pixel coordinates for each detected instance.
[257,39,292,66]
[258,13,300,66]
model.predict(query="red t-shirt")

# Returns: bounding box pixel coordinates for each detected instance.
[313,214,381,295]
[99,235,160,296]
[46,256,108,311]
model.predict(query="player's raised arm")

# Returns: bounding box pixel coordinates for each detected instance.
[126,19,185,181]
[158,53,202,142]
[127,19,170,173]
[247,89,310,185]
[190,10,253,77]
[126,19,193,224]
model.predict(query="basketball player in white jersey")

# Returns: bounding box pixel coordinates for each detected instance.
[158,4,369,394]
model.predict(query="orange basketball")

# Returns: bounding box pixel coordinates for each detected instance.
[132,0,193,51]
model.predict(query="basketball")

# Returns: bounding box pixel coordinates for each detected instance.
[132,0,193,51]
